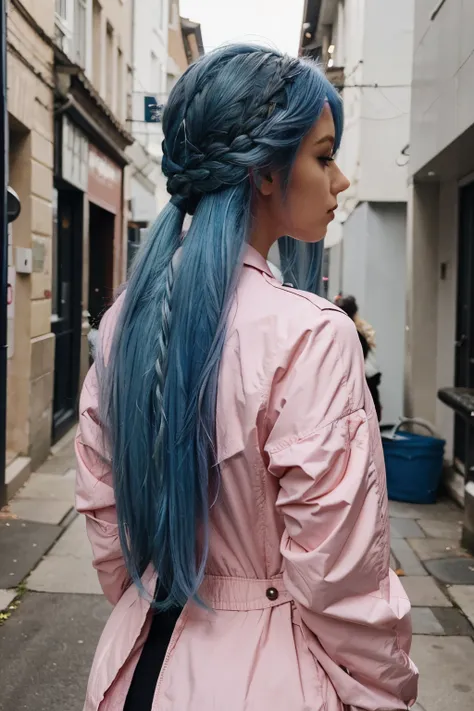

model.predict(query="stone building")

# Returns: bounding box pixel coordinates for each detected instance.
[6,0,56,493]
[5,0,134,497]
[406,0,474,543]
[4,0,203,500]
[300,0,414,425]
[52,0,133,445]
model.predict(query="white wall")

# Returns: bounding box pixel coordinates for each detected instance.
[358,0,413,202]
[132,0,169,151]
[343,202,407,424]
[342,202,369,305]
[435,180,458,457]
[333,0,365,224]
[130,0,169,222]
[326,241,343,299]
[332,0,413,219]
[410,0,474,176]
[404,181,440,426]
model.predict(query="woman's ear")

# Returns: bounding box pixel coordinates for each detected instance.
[255,171,274,196]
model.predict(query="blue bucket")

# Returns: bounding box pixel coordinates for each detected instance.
[382,427,445,504]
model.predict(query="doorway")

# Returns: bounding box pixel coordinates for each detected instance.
[454,181,474,473]
[88,202,115,328]
[52,188,83,442]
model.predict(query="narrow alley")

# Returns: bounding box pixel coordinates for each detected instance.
[0,434,473,711]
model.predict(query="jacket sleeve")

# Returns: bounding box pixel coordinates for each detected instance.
[265,308,418,711]
[75,298,130,606]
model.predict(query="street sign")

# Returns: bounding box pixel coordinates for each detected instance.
[144,96,164,123]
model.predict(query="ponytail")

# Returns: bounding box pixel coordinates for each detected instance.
[99,44,343,609]
[98,201,184,593]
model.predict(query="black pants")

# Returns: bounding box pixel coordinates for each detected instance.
[367,373,382,422]
[124,586,182,711]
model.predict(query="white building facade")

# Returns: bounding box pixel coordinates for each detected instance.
[406,1,474,536]
[304,0,414,425]
[127,0,171,267]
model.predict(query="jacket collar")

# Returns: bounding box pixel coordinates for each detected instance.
[243,245,274,278]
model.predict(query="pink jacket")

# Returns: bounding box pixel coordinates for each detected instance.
[76,246,418,711]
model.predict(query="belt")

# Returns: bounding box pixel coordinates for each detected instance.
[199,574,291,611]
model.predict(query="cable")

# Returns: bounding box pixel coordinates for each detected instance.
[343,82,411,89]
[378,87,409,115]
[343,59,363,83]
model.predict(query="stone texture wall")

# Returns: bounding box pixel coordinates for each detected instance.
[7,2,55,467]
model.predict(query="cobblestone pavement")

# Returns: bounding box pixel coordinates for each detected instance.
[1,435,473,710]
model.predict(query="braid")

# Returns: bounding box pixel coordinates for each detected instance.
[161,51,303,215]
[104,42,343,610]
[154,253,175,459]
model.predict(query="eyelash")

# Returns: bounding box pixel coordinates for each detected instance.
[318,156,334,167]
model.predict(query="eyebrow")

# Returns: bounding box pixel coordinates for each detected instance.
[315,135,335,146]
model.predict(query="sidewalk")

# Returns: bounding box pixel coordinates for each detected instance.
[1,440,474,711]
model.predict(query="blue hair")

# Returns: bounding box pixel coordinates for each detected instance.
[99,44,343,609]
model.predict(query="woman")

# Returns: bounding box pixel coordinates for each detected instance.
[76,45,418,711]
[339,295,382,422]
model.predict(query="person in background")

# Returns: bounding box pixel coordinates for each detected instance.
[339,295,382,422]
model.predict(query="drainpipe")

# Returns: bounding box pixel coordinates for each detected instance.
[0,0,8,508]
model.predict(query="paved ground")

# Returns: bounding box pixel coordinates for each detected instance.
[1,434,474,710]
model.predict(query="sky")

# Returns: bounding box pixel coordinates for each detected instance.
[179,0,305,57]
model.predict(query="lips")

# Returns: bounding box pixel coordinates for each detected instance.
[327,204,337,221]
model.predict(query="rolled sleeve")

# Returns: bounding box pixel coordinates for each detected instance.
[265,308,418,710]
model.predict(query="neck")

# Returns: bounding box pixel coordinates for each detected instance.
[249,209,280,260]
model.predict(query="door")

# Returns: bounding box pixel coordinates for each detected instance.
[52,188,83,442]
[88,202,115,328]
[454,182,474,473]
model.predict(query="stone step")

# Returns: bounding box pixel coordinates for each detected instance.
[5,456,31,501]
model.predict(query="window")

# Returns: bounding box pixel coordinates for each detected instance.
[158,0,163,30]
[150,52,161,95]
[169,0,178,29]
[106,22,114,107]
[117,47,124,120]
[92,0,102,87]
[167,72,176,94]
[74,0,87,68]
[55,0,72,53]
[126,64,133,121]
[56,0,68,17]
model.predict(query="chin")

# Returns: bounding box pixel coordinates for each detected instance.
[293,229,327,244]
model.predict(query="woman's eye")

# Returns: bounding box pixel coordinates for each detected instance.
[318,156,334,167]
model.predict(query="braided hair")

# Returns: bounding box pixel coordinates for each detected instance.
[99,44,343,609]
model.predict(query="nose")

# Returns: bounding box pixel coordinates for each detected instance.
[333,164,350,195]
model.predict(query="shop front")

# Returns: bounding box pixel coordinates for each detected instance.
[87,144,123,329]
[52,115,88,442]
[52,50,133,439]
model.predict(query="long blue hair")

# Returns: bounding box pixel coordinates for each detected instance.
[98,44,343,609]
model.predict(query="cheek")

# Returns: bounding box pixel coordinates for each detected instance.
[287,163,328,218]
